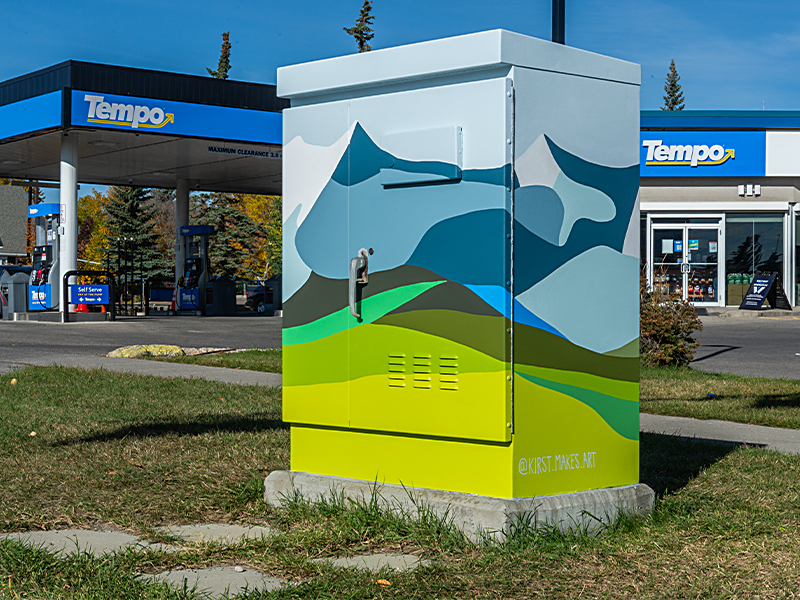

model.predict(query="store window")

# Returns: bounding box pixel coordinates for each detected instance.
[795,215,800,302]
[725,213,783,306]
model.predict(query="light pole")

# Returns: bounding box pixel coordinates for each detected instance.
[552,0,565,45]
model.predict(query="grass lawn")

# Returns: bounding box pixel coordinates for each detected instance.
[146,348,282,373]
[145,350,800,431]
[641,365,800,429]
[1,367,800,598]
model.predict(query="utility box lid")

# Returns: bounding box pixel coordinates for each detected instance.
[277,29,639,101]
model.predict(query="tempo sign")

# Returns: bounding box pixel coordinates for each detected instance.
[70,90,281,145]
[84,94,173,130]
[642,140,734,167]
[640,131,765,177]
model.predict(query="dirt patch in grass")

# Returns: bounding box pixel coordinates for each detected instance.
[146,348,282,373]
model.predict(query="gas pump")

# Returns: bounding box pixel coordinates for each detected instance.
[176,225,214,313]
[27,203,61,311]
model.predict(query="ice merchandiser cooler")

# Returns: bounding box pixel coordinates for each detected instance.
[278,30,641,500]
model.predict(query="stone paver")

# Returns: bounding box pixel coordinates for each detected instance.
[162,523,272,544]
[140,567,285,598]
[0,529,178,558]
[312,553,429,572]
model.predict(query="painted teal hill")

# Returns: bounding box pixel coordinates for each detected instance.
[518,372,639,441]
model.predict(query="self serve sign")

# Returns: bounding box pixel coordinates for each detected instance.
[639,131,765,177]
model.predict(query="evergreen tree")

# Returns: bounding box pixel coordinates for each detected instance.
[104,186,166,284]
[194,193,260,280]
[207,31,232,79]
[147,188,176,268]
[662,59,685,111]
[264,195,282,277]
[344,1,374,53]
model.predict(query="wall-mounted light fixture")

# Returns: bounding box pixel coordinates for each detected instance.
[738,184,761,197]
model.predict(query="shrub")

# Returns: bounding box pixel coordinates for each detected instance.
[640,273,703,367]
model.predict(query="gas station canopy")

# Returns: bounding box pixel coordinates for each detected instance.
[0,60,287,193]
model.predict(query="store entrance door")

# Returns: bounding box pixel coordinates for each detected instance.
[651,225,721,306]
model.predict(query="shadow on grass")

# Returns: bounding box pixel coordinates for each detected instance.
[752,394,800,408]
[53,413,288,445]
[640,433,736,497]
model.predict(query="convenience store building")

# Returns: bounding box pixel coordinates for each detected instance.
[641,111,800,307]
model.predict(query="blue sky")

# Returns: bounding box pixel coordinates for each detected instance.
[5,0,800,112]
[10,0,795,201]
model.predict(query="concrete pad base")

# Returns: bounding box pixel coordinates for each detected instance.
[0,529,178,557]
[162,523,271,544]
[140,567,284,598]
[312,553,429,572]
[265,471,655,541]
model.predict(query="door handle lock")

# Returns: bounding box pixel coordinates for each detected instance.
[349,248,371,318]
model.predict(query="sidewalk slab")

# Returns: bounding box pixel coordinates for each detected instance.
[140,567,284,598]
[163,524,272,544]
[0,356,282,387]
[641,413,800,454]
[0,529,178,557]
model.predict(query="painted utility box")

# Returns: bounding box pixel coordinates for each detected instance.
[278,30,640,500]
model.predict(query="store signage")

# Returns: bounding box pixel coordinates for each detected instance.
[27,203,60,218]
[84,94,173,129]
[207,146,282,159]
[179,289,200,308]
[640,131,765,177]
[70,90,282,145]
[28,284,51,311]
[740,272,791,310]
[643,140,733,167]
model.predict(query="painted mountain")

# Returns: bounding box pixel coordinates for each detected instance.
[283,121,639,452]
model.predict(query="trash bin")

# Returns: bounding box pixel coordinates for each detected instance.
[263,274,282,314]
[0,272,30,320]
[205,276,237,316]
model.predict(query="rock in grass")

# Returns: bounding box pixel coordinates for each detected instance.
[107,345,185,358]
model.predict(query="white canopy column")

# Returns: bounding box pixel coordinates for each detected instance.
[60,133,78,313]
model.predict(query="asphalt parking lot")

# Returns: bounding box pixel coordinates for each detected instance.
[692,313,800,379]
[1,311,798,381]
[0,314,282,366]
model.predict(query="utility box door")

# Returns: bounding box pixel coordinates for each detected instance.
[284,77,513,443]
